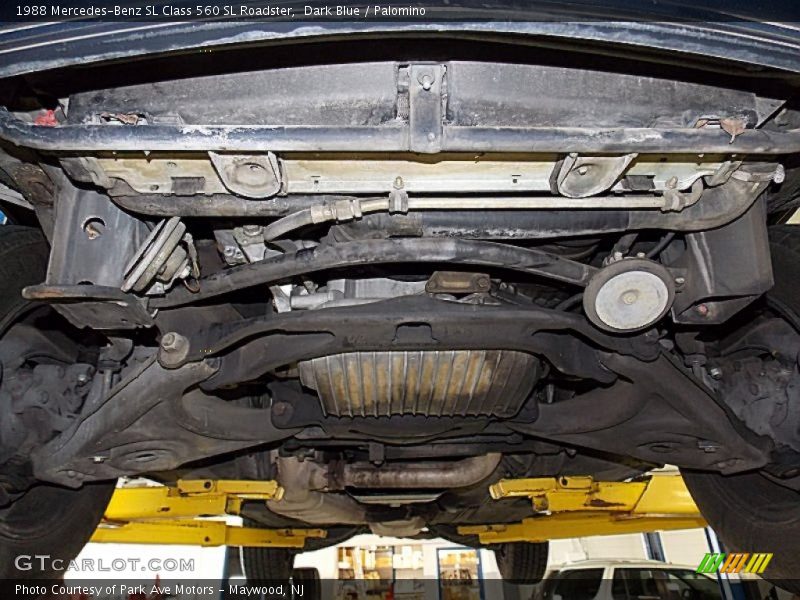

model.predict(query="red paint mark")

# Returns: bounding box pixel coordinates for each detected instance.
[34,109,58,126]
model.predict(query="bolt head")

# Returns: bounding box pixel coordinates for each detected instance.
[418,73,434,90]
[695,304,710,316]
[161,331,188,353]
[774,164,786,184]
[158,332,191,368]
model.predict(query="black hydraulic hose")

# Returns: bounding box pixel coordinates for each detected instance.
[113,194,296,217]
[555,293,584,311]
[645,232,677,259]
[330,211,632,241]
[151,238,598,309]
[610,233,639,256]
[111,193,339,218]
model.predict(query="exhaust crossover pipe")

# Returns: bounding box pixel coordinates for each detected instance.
[267,454,502,525]
[331,453,502,489]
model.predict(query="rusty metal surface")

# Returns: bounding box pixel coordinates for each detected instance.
[22,283,154,329]
[425,271,491,294]
[298,349,539,418]
[337,453,502,489]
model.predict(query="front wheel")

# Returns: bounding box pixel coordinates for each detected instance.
[241,546,296,582]
[0,483,115,578]
[681,225,800,592]
[682,470,799,591]
[291,567,321,600]
[0,225,114,578]
[493,541,549,584]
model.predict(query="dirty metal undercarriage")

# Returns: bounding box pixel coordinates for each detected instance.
[1,48,800,535]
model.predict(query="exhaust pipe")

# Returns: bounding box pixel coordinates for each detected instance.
[267,454,502,524]
[334,453,502,489]
[267,456,367,525]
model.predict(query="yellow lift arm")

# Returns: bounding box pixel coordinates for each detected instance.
[92,475,702,548]
[459,474,706,544]
[91,479,326,549]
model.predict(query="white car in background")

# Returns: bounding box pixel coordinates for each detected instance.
[536,560,722,600]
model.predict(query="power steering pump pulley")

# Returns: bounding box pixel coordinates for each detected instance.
[583,258,675,333]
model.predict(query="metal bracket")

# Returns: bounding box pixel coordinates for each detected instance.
[209,152,282,198]
[557,153,637,198]
[22,284,154,329]
[92,479,327,548]
[409,64,445,154]
[425,271,491,294]
[32,188,154,329]
[459,474,706,544]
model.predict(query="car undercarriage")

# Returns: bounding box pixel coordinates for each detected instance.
[0,29,799,584]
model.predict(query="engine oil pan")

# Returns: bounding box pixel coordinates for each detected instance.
[298,349,540,418]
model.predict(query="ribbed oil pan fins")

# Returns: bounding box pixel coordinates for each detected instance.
[298,350,539,418]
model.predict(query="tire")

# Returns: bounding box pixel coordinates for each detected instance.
[0,225,115,578]
[241,547,296,582]
[767,225,800,310]
[291,567,320,600]
[493,541,549,584]
[681,224,800,591]
[0,225,49,332]
[682,471,800,591]
[0,483,115,578]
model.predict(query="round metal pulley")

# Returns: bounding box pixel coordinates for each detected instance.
[583,258,675,332]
